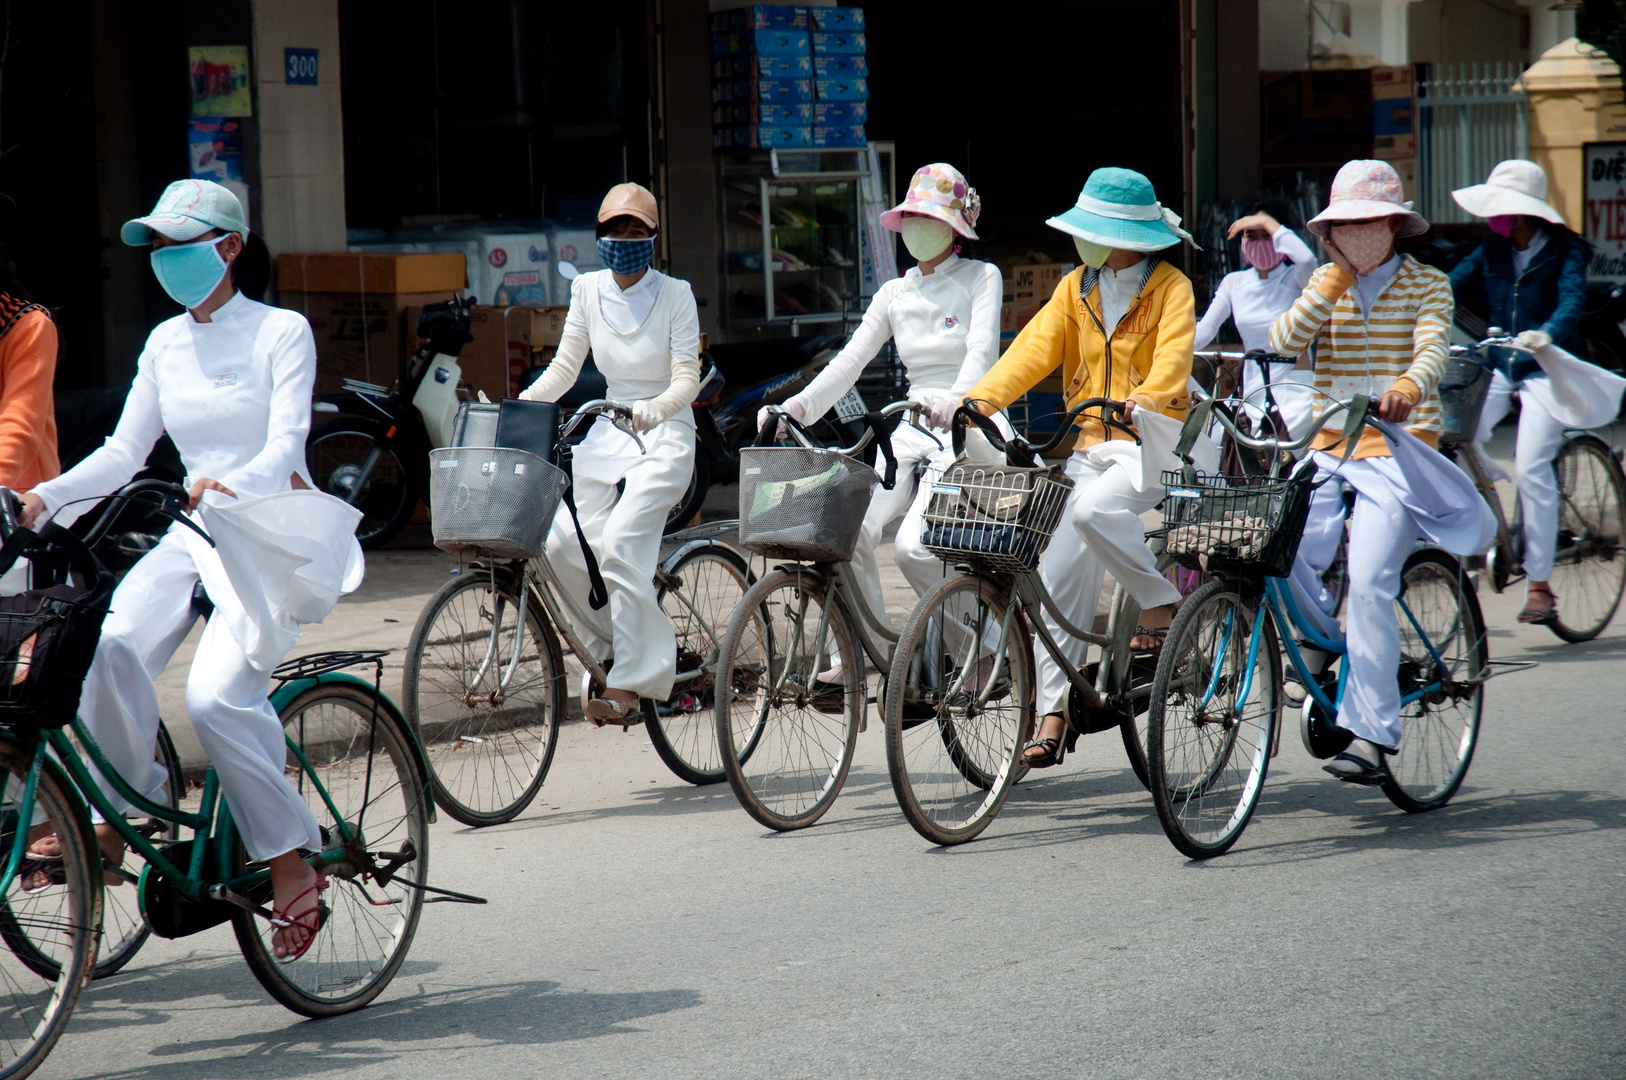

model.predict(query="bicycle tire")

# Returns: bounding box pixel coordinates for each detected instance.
[0,738,98,1080]
[663,436,710,536]
[647,544,752,785]
[884,574,1033,846]
[1121,551,1179,791]
[306,418,415,549]
[1382,549,1486,813]
[1546,435,1626,643]
[1146,580,1279,859]
[401,566,566,826]
[715,568,861,831]
[234,682,428,1017]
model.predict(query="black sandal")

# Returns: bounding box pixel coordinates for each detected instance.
[1022,716,1076,768]
[1130,627,1168,653]
[1323,751,1387,786]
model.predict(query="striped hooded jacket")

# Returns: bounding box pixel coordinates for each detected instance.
[1268,255,1454,457]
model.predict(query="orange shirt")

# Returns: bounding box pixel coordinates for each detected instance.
[0,308,59,491]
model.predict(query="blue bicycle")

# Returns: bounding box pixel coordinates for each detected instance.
[1145,393,1489,858]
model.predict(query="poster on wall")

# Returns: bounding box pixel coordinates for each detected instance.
[189,118,243,182]
[189,45,252,118]
[1584,141,1626,282]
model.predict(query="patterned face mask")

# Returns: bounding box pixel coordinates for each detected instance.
[1328,221,1396,275]
[597,235,656,275]
[1240,237,1284,273]
[900,217,954,261]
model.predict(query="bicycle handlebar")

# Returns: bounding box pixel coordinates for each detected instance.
[1189,385,1370,455]
[758,399,929,457]
[560,399,645,454]
[949,396,1139,468]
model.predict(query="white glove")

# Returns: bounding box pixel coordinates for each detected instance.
[1516,329,1552,352]
[756,397,807,439]
[928,396,964,432]
[630,400,663,433]
[626,353,702,433]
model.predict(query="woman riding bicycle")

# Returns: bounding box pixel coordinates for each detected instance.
[1447,159,1590,625]
[18,180,352,960]
[1271,159,1492,784]
[962,166,1199,768]
[518,182,701,726]
[757,163,1010,694]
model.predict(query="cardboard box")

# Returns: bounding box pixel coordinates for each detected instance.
[713,53,813,79]
[715,124,814,149]
[811,30,865,54]
[712,99,813,126]
[810,6,863,30]
[813,77,868,101]
[712,6,810,31]
[276,252,467,295]
[813,54,867,79]
[714,77,814,104]
[812,124,865,147]
[410,304,570,401]
[710,29,811,57]
[813,100,865,125]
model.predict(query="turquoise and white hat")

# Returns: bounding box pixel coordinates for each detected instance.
[120,179,248,246]
[1045,167,1196,252]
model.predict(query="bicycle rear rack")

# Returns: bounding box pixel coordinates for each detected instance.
[272,650,391,682]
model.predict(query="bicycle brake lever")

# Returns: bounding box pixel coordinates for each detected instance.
[612,414,647,453]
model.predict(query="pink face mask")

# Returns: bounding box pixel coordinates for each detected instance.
[1487,215,1515,237]
[1240,237,1284,273]
[1329,221,1396,275]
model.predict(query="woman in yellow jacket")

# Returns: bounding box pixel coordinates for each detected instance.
[964,167,1196,767]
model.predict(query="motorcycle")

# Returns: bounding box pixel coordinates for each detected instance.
[305,295,474,548]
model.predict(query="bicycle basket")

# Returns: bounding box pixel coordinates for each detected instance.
[919,458,1075,573]
[0,521,117,729]
[738,446,880,563]
[430,447,568,560]
[1436,355,1494,445]
[1160,470,1313,578]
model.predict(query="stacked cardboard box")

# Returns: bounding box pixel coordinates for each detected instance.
[810,7,867,147]
[711,6,867,150]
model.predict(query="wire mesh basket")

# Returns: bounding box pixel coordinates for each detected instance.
[430,447,568,560]
[919,461,1075,573]
[1437,354,1495,445]
[738,446,881,563]
[0,583,113,729]
[1160,470,1313,578]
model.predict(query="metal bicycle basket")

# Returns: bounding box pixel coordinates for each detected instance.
[1436,352,1495,445]
[919,460,1075,573]
[1160,470,1314,579]
[430,447,568,560]
[738,446,881,563]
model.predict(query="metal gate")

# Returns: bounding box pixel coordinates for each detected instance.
[1416,61,1528,223]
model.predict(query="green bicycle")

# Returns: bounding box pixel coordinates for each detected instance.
[0,482,475,1079]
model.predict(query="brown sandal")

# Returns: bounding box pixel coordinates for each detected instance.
[1518,583,1557,625]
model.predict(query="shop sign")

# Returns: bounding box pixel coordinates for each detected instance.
[188,46,252,118]
[1584,141,1626,281]
[285,48,319,85]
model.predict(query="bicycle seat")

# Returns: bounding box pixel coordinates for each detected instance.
[191,581,214,620]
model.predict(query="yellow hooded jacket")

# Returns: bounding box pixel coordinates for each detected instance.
[966,260,1195,448]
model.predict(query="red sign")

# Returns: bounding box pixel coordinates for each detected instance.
[488,248,508,268]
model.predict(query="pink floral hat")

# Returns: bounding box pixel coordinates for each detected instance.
[1307,159,1429,238]
[880,163,980,240]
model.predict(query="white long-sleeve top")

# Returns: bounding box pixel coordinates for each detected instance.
[1192,226,1316,408]
[33,291,316,520]
[788,253,1002,422]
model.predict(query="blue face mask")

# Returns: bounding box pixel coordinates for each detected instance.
[596,235,655,276]
[150,235,231,310]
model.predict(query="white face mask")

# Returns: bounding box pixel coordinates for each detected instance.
[1073,235,1113,268]
[900,217,954,262]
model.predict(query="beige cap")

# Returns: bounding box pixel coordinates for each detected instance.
[598,183,659,229]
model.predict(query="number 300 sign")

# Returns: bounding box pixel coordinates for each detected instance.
[285,48,318,86]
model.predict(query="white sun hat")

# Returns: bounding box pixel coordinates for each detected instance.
[1451,159,1565,224]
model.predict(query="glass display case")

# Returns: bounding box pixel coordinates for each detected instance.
[719,146,893,338]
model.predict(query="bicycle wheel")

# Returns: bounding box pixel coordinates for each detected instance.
[235,682,429,1017]
[647,545,750,785]
[0,738,97,1079]
[1546,435,1626,643]
[1147,580,1279,859]
[401,566,565,826]
[884,574,1033,845]
[714,568,861,831]
[306,419,415,549]
[1382,549,1486,813]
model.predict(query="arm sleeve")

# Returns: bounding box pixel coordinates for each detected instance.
[1392,271,1454,403]
[1447,243,1485,309]
[948,263,1006,397]
[1191,273,1234,353]
[0,312,57,488]
[965,276,1074,411]
[1274,226,1316,267]
[638,288,703,423]
[217,315,318,495]
[518,334,590,403]
[1269,264,1351,357]
[31,345,165,520]
[1538,240,1589,346]
[786,283,894,422]
[1127,274,1196,415]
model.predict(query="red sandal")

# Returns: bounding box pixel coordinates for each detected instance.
[271,875,329,964]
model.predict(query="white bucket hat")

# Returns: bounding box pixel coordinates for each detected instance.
[1451,159,1564,224]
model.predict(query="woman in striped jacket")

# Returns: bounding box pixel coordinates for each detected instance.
[1268,159,1476,786]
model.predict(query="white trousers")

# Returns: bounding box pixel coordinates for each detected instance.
[545,424,694,700]
[1036,452,1182,715]
[79,530,322,863]
[1288,457,1421,750]
[847,423,954,625]
[1475,371,1567,582]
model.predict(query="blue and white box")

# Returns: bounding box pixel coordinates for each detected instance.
[811,30,866,54]
[813,54,867,79]
[809,6,864,30]
[813,77,868,101]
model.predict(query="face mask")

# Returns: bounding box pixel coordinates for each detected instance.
[1329,221,1395,275]
[150,235,231,310]
[1241,237,1285,273]
[900,217,954,262]
[1487,214,1515,238]
[1073,235,1113,268]
[597,235,656,276]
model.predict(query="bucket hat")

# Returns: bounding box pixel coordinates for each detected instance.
[1307,159,1429,238]
[598,183,659,230]
[880,163,980,240]
[1451,159,1564,225]
[1045,167,1195,252]
[120,179,248,246]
